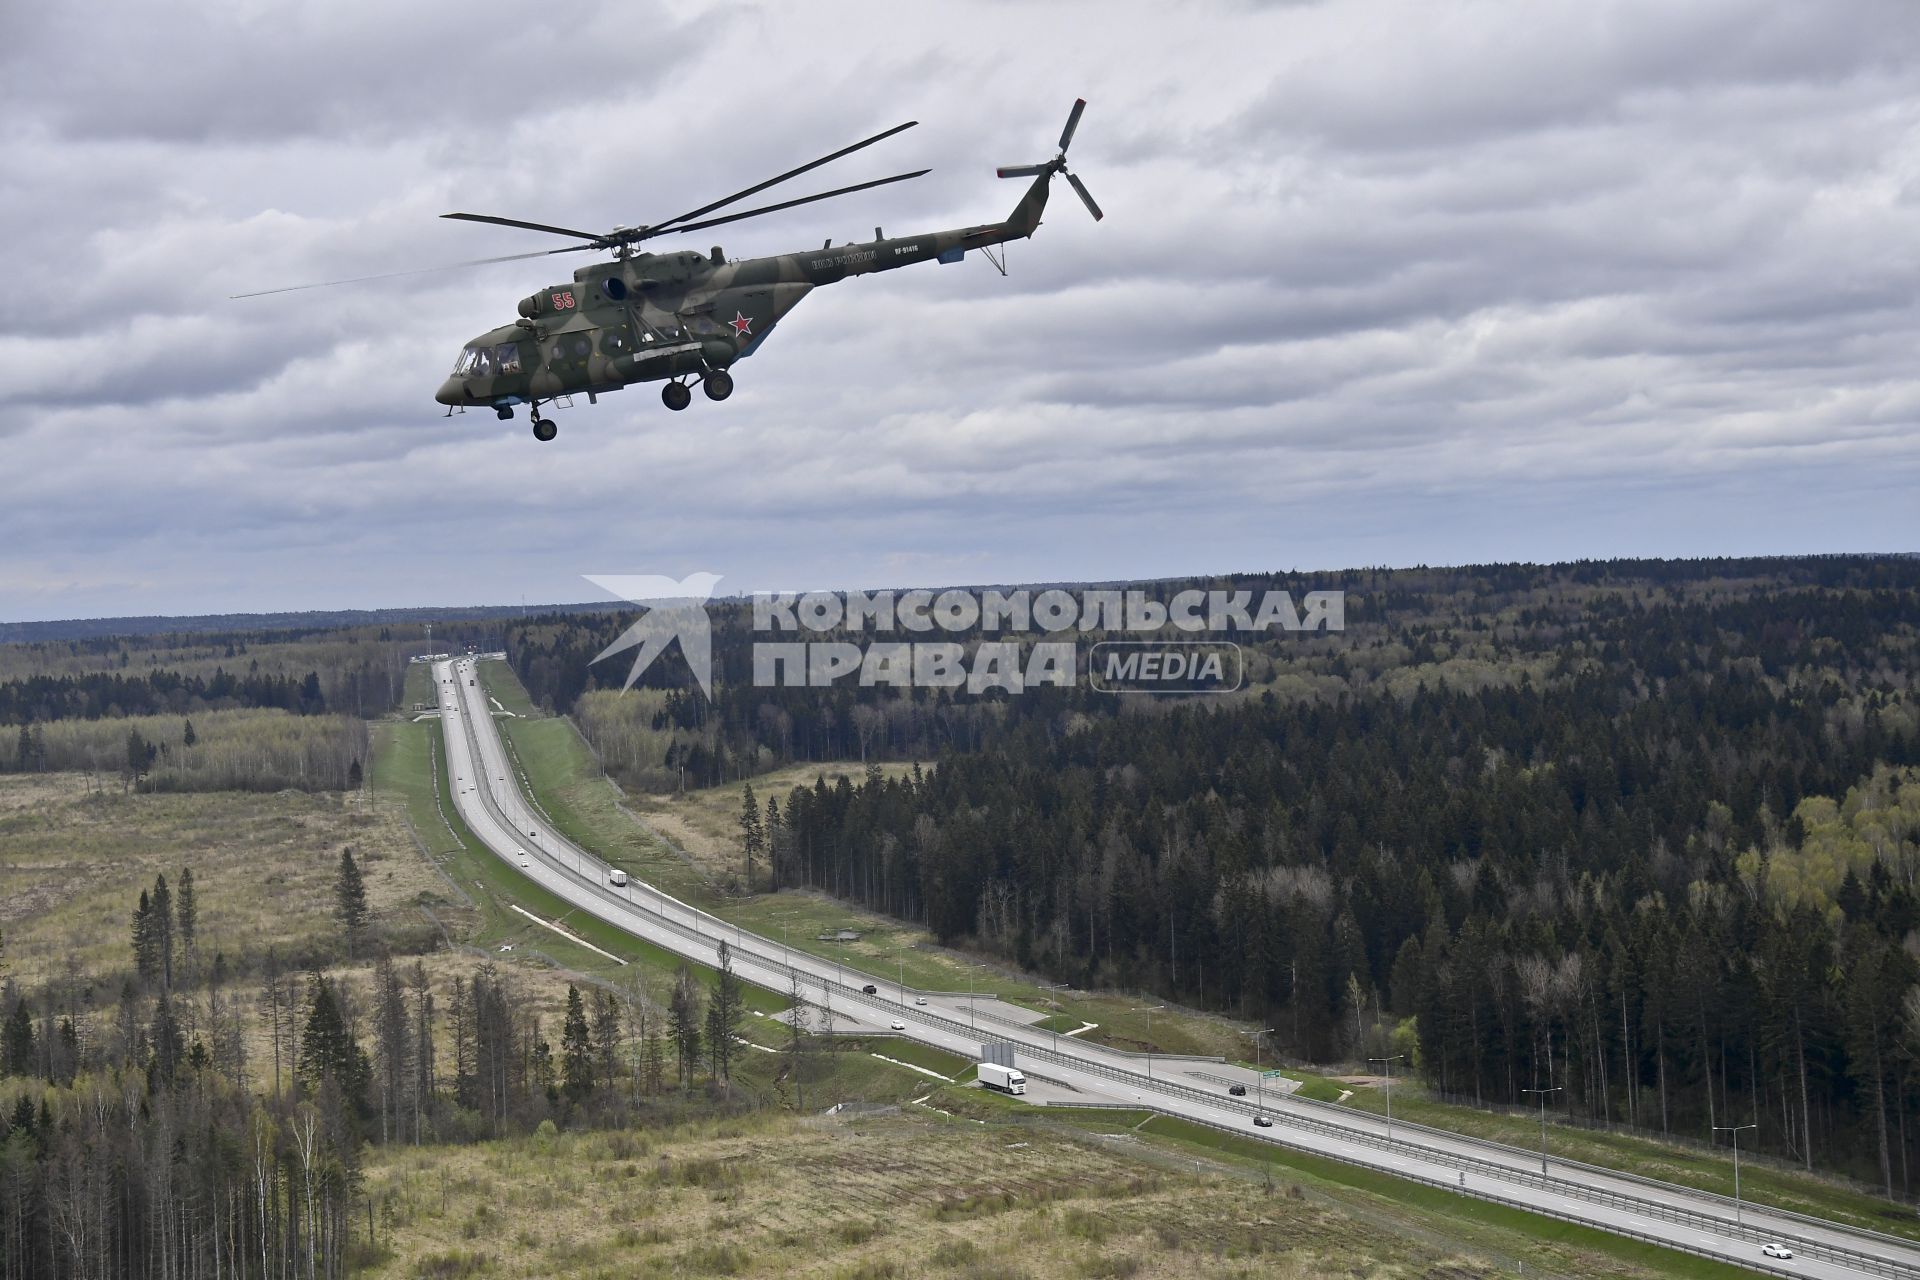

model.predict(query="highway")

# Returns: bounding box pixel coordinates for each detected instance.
[434,656,1920,1279]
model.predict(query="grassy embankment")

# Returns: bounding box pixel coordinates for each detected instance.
[360,1102,1776,1280]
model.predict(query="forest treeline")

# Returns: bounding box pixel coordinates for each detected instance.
[0,862,777,1280]
[0,618,515,734]
[0,668,332,727]
[507,557,1920,791]
[523,557,1920,1190]
[6,710,369,793]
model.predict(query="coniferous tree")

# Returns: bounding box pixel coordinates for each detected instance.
[0,999,33,1077]
[561,984,594,1103]
[175,865,196,960]
[591,987,622,1092]
[150,872,175,991]
[739,782,763,890]
[131,889,156,982]
[335,847,369,959]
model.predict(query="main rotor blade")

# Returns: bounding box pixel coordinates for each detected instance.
[229,245,590,299]
[1066,171,1104,222]
[440,211,608,243]
[647,120,919,236]
[663,169,930,237]
[996,164,1051,178]
[1059,98,1086,153]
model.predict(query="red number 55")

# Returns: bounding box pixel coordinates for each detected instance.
[553,291,575,310]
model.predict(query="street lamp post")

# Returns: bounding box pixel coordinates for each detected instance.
[1040,983,1071,1054]
[1368,1054,1405,1143]
[1129,1005,1165,1080]
[1252,1026,1276,1117]
[1520,1082,1562,1176]
[1713,1123,1758,1224]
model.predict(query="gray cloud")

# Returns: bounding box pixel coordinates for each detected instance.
[2,0,1916,623]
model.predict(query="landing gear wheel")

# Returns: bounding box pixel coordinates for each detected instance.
[494,405,514,421]
[531,418,557,442]
[702,369,734,401]
[662,381,692,411]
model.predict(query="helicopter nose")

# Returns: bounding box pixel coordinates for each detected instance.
[435,378,461,406]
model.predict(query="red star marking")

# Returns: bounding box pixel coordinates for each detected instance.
[729,312,753,338]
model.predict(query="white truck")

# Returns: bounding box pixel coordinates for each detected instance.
[607,869,629,887]
[977,1062,1026,1095]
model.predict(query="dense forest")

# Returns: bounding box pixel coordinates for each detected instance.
[0,865,765,1280]
[514,557,1920,1190]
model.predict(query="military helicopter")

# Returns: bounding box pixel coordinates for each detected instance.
[238,102,1101,442]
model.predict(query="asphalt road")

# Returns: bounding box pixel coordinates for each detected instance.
[432,656,1920,1279]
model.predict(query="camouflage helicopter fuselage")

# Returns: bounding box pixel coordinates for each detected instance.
[433,174,1053,426]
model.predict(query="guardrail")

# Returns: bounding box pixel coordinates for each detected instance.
[440,664,1920,1280]
[1053,1102,1803,1280]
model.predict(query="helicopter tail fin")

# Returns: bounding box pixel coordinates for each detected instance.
[1002,171,1053,239]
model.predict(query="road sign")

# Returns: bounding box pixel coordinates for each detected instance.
[1262,1070,1286,1079]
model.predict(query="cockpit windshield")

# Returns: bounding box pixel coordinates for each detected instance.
[450,343,521,377]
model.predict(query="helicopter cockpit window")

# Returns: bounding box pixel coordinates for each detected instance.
[473,347,495,377]
[494,343,522,375]
[451,346,478,376]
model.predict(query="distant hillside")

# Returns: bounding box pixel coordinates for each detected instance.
[0,600,610,644]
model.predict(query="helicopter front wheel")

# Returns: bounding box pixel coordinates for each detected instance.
[662,381,692,412]
[531,418,557,443]
[702,369,734,402]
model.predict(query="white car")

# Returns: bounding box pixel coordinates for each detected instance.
[518,857,530,868]
[914,996,927,1006]
[1761,1243,1794,1260]
[889,1019,906,1031]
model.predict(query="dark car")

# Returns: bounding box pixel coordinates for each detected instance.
[1253,1115,1273,1128]
[1228,1084,1247,1096]
[861,984,878,995]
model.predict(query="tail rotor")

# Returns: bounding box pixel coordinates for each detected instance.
[996,98,1103,221]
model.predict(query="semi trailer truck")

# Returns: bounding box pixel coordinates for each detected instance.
[977,1062,1026,1095]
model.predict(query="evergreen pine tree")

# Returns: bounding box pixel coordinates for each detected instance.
[131,890,157,982]
[739,783,763,890]
[335,847,370,959]
[176,866,197,958]
[150,873,175,991]
[0,1000,33,1077]
[561,985,593,1102]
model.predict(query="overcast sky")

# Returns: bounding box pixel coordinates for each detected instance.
[3,0,1916,622]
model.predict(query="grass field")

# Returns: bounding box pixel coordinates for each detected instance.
[0,771,437,983]
[360,1101,1773,1280]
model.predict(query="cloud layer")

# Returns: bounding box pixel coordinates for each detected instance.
[3,0,1916,620]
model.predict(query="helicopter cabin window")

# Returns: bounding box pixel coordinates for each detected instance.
[472,347,495,377]
[494,343,522,375]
